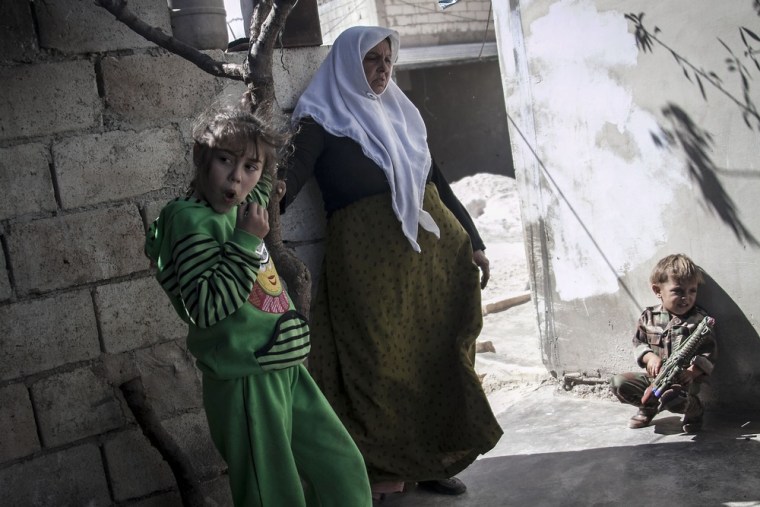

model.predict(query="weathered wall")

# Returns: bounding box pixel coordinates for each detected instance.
[494,0,760,410]
[0,0,326,504]
[378,0,495,46]
[317,0,380,44]
[318,0,494,45]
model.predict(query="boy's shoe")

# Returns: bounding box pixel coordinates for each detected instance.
[657,385,688,413]
[418,477,467,495]
[628,407,657,429]
[682,397,704,433]
[682,418,703,433]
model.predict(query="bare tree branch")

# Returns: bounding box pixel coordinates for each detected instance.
[243,0,314,314]
[95,0,313,315]
[96,0,244,80]
[245,0,298,113]
[249,0,271,45]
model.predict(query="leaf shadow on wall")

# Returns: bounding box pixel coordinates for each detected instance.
[697,271,760,411]
[652,103,759,248]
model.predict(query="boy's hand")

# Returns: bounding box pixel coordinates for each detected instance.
[678,365,703,386]
[644,353,662,377]
[237,202,270,239]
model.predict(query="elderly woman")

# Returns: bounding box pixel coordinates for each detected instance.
[280,26,502,499]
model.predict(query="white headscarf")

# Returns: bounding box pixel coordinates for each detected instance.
[291,26,440,252]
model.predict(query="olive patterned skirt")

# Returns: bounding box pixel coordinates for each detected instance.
[308,183,503,483]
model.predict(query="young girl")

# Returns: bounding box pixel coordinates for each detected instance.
[145,98,372,506]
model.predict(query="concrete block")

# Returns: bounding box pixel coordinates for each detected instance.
[216,80,248,112]
[197,476,234,506]
[280,178,327,242]
[163,411,227,478]
[101,52,221,128]
[96,277,185,354]
[0,0,38,63]
[128,491,183,507]
[32,367,125,447]
[0,444,110,506]
[134,340,203,419]
[291,241,326,300]
[35,0,171,54]
[53,127,182,209]
[386,4,416,16]
[273,46,329,111]
[463,0,491,13]
[223,45,329,111]
[0,143,57,220]
[7,203,147,295]
[97,475,226,507]
[0,290,100,381]
[0,61,100,141]
[144,199,171,231]
[92,350,141,392]
[0,251,11,302]
[104,428,176,502]
[0,383,40,463]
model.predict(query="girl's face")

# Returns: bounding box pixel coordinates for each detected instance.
[198,141,265,214]
[653,276,699,317]
[363,39,393,94]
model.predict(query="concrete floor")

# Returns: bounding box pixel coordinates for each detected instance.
[374,301,760,506]
[377,384,760,506]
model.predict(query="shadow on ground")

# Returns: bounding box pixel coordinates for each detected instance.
[378,385,760,506]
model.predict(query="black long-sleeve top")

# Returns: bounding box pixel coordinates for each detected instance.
[280,119,485,251]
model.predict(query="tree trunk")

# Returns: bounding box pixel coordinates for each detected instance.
[245,0,312,315]
[97,0,313,314]
[120,377,206,507]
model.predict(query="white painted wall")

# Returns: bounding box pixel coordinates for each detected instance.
[494,0,760,409]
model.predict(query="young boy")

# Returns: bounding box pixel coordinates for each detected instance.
[609,254,717,433]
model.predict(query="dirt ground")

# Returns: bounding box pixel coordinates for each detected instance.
[451,174,615,410]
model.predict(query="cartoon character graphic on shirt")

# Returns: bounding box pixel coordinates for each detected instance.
[248,242,290,313]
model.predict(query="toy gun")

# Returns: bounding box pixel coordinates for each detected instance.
[641,315,715,405]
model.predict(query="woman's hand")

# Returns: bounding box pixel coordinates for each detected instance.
[473,249,490,289]
[237,202,270,239]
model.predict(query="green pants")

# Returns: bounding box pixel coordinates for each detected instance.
[203,364,372,506]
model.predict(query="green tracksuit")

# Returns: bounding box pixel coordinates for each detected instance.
[145,174,371,506]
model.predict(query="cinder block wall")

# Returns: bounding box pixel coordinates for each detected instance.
[378,0,495,46]
[0,0,326,504]
[317,0,494,46]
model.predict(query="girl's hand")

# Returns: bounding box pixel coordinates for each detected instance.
[473,249,490,289]
[237,202,270,239]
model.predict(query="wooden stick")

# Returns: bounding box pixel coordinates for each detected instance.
[482,292,531,316]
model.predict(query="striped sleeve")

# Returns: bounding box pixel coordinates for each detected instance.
[170,228,262,328]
